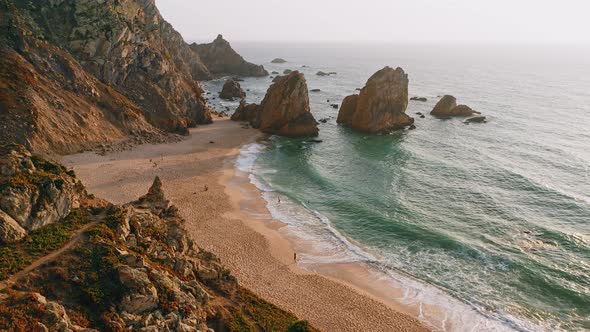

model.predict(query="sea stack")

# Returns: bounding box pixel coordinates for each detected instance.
[431,95,480,117]
[191,34,268,77]
[337,66,413,133]
[219,79,246,100]
[231,71,319,137]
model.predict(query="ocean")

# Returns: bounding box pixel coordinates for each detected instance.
[201,42,590,331]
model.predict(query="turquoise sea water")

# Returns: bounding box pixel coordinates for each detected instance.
[202,42,590,331]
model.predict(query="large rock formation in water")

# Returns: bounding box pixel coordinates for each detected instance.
[431,95,480,117]
[191,34,268,77]
[337,66,414,133]
[219,79,246,100]
[231,72,319,137]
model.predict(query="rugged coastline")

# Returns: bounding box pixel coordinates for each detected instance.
[60,119,430,332]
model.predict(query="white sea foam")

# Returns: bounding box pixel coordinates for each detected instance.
[233,144,544,332]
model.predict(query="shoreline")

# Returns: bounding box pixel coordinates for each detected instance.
[61,118,429,332]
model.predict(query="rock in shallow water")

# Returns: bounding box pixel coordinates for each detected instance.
[231,72,319,137]
[431,95,481,117]
[337,66,414,133]
[219,79,246,100]
[464,116,487,123]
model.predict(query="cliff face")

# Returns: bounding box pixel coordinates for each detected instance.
[191,34,269,77]
[7,0,212,133]
[0,2,161,155]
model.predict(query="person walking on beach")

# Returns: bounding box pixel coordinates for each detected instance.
[278,196,281,204]
[294,252,297,262]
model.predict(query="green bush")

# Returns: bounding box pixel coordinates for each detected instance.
[0,247,31,280]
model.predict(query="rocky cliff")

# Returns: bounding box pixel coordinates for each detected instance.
[4,0,213,134]
[191,34,269,77]
[0,1,267,155]
[337,66,413,133]
[0,149,316,331]
[231,72,319,137]
[0,1,168,155]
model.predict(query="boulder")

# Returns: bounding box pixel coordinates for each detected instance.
[336,66,413,133]
[450,105,480,117]
[410,97,427,102]
[219,79,246,100]
[231,100,259,122]
[431,96,481,118]
[118,266,159,314]
[283,69,292,75]
[271,58,287,63]
[0,209,27,243]
[464,116,487,123]
[272,75,284,83]
[310,89,321,92]
[271,71,279,74]
[430,95,457,117]
[232,72,319,137]
[316,71,329,76]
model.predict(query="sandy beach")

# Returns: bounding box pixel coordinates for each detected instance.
[61,118,430,332]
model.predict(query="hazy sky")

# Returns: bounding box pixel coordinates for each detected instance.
[156,0,590,44]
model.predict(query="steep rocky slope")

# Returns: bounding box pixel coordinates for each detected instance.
[0,1,165,155]
[191,34,268,77]
[1,1,271,155]
[0,147,316,331]
[5,0,213,133]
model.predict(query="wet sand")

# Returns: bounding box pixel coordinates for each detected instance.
[61,118,430,332]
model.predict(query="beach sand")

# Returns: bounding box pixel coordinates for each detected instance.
[61,118,430,332]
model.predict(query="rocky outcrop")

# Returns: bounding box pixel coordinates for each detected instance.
[411,97,427,102]
[337,66,414,133]
[0,144,86,243]
[431,95,457,117]
[431,95,480,117]
[191,34,268,77]
[231,72,319,137]
[0,171,316,331]
[219,79,246,100]
[451,105,480,116]
[231,99,260,122]
[271,58,287,63]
